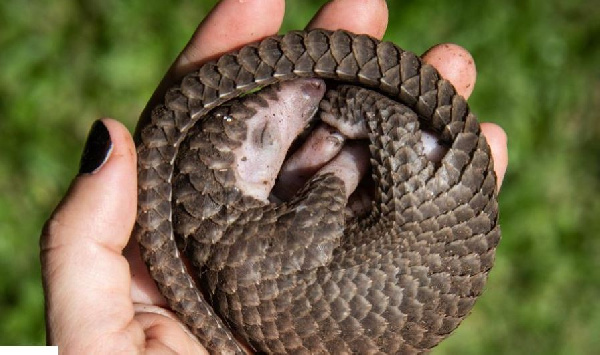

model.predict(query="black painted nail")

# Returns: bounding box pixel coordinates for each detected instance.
[79,120,113,174]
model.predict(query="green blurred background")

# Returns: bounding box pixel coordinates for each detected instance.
[1,0,599,353]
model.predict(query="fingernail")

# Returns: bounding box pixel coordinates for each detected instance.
[326,130,345,147]
[79,120,113,174]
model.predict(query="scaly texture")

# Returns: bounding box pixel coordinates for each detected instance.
[133,29,500,354]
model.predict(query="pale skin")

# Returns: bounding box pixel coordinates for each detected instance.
[40,0,508,353]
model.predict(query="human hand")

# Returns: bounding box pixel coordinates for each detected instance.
[40,0,508,353]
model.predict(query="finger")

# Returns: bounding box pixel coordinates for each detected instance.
[40,119,141,348]
[124,235,167,306]
[481,123,508,190]
[421,45,507,190]
[134,305,208,355]
[307,0,389,39]
[140,0,285,127]
[421,43,477,99]
[173,0,285,77]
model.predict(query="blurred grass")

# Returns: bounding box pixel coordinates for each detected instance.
[1,0,599,353]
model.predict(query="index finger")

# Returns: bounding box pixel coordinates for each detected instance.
[307,0,388,38]
[138,0,285,133]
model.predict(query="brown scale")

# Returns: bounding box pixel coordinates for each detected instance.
[134,29,500,354]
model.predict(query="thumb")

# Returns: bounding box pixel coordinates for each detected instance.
[41,118,141,349]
